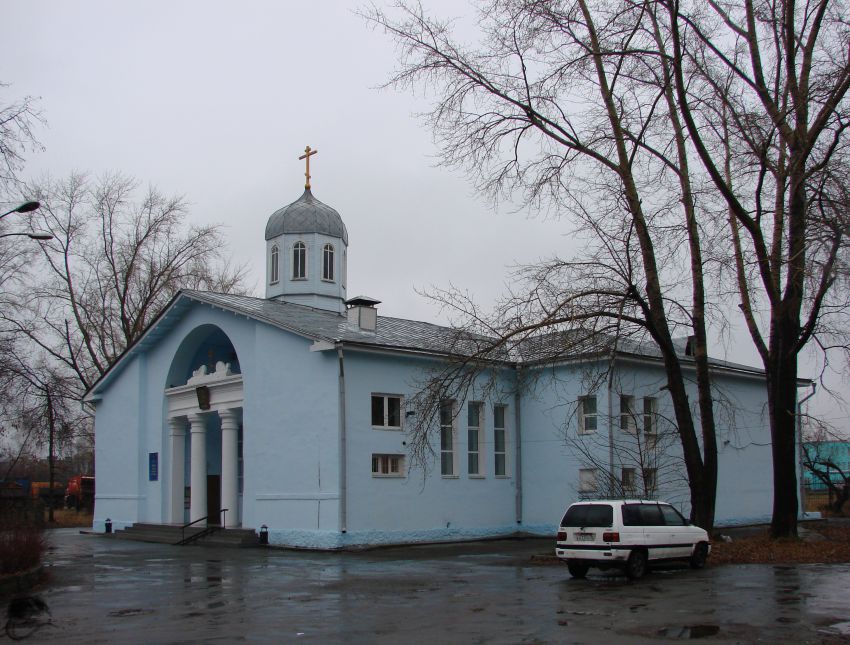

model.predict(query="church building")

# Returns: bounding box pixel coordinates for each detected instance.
[85,149,791,548]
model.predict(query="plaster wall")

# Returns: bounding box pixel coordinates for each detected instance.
[341,350,518,545]
[265,232,347,311]
[93,358,143,529]
[518,359,776,534]
[92,302,341,536]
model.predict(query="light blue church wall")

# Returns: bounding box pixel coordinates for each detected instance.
[92,302,342,536]
[340,350,519,546]
[517,357,776,535]
[244,322,340,541]
[92,357,143,529]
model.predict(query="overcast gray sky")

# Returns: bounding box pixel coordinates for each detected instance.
[4,0,847,430]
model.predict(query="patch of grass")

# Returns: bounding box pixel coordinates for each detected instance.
[710,526,850,565]
[0,526,46,575]
[47,508,93,528]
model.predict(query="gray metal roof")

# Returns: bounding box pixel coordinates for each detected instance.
[186,290,488,356]
[85,290,769,401]
[264,189,349,244]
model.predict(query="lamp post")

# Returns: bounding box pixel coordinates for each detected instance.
[0,201,40,220]
[0,232,52,241]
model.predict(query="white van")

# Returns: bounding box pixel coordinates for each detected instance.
[555,500,711,579]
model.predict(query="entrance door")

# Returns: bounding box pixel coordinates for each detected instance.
[207,475,221,525]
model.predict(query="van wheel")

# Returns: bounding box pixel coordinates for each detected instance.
[690,542,709,569]
[625,550,647,579]
[567,561,589,579]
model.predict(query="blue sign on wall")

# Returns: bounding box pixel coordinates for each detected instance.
[149,453,159,481]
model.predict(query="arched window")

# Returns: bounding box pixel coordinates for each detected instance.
[270,244,279,284]
[292,242,306,279]
[323,243,335,282]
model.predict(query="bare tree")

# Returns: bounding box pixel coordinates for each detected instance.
[663,0,850,536]
[803,442,849,514]
[365,0,727,530]
[0,339,82,522]
[0,83,44,194]
[366,0,850,537]
[2,172,251,394]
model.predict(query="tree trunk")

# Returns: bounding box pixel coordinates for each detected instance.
[768,350,800,538]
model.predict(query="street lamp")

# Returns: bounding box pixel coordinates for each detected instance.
[0,200,41,220]
[0,231,52,241]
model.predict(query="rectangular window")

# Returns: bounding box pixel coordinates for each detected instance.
[578,396,597,434]
[643,397,657,436]
[643,467,657,495]
[440,400,456,476]
[579,468,597,493]
[494,404,507,477]
[371,394,402,429]
[620,394,636,433]
[292,242,306,279]
[371,454,404,477]
[467,402,483,476]
[621,467,636,494]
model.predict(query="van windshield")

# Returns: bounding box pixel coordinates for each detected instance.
[561,504,613,527]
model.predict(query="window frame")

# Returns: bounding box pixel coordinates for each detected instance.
[440,399,458,477]
[371,453,405,478]
[577,395,598,435]
[621,467,636,495]
[292,241,307,280]
[322,243,335,282]
[270,244,280,284]
[467,401,484,477]
[371,394,403,430]
[620,394,637,433]
[578,467,598,494]
[493,404,508,477]
[643,396,657,447]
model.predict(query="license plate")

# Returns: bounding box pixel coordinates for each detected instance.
[574,532,595,541]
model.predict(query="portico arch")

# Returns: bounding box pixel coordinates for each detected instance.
[164,325,244,528]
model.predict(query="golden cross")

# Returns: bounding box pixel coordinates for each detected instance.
[299,146,318,189]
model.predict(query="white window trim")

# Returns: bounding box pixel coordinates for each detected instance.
[493,404,509,478]
[578,396,597,435]
[270,244,280,284]
[371,394,403,430]
[292,241,307,281]
[440,400,458,478]
[371,453,405,478]
[322,243,335,283]
[578,468,598,493]
[620,394,637,434]
[467,401,484,478]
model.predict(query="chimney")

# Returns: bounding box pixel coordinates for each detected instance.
[345,296,381,332]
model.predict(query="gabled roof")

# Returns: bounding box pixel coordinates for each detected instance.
[84,289,772,402]
[83,290,491,400]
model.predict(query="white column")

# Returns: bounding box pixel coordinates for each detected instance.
[168,417,187,524]
[219,408,240,528]
[189,413,207,525]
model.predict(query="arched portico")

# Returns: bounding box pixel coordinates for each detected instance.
[165,324,244,528]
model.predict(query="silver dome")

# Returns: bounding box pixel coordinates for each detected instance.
[264,189,349,244]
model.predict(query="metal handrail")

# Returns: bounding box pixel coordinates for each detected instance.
[180,508,228,544]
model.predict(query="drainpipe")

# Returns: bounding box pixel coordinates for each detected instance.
[607,359,616,496]
[514,367,523,525]
[797,381,817,518]
[336,343,347,534]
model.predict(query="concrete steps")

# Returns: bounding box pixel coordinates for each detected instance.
[113,523,259,547]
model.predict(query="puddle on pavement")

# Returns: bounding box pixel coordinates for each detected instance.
[656,624,720,639]
[108,608,154,618]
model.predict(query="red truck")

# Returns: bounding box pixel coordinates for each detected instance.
[65,475,95,510]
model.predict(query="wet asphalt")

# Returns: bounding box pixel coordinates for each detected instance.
[5,528,850,643]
